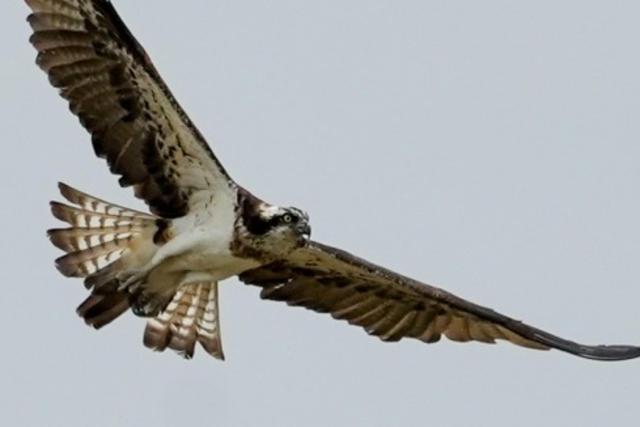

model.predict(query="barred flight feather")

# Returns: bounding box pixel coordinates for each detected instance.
[143,282,224,360]
[48,183,156,278]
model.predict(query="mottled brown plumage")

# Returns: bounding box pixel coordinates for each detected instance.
[28,0,640,362]
[48,183,224,357]
[27,0,230,219]
[241,242,640,360]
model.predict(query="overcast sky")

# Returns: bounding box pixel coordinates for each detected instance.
[2,1,640,426]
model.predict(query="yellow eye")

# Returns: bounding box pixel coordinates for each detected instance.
[282,214,293,223]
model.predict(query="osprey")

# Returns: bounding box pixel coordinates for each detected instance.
[26,0,640,361]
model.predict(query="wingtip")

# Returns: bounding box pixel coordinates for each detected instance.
[573,344,640,362]
[532,329,640,361]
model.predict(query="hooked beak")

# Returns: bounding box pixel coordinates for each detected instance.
[297,222,311,240]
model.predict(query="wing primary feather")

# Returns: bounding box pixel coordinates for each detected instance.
[241,241,640,361]
[26,0,236,218]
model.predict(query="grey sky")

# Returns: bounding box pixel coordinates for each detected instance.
[2,1,640,426]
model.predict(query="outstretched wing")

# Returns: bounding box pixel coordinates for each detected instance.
[26,0,233,218]
[240,241,640,361]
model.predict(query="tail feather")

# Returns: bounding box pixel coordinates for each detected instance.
[49,226,135,252]
[49,183,225,360]
[57,182,153,219]
[50,202,148,229]
[144,282,225,360]
[52,240,128,277]
[48,183,156,279]
[50,182,158,327]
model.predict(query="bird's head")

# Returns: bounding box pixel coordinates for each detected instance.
[239,200,311,258]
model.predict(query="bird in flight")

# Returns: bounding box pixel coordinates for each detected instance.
[25,0,640,361]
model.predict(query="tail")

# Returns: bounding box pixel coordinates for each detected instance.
[144,282,225,360]
[48,182,158,327]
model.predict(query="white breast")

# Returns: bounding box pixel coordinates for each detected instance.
[147,192,261,283]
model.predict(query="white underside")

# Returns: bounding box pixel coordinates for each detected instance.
[141,193,261,292]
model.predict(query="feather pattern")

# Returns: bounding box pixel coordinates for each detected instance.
[144,282,225,359]
[48,183,160,328]
[48,182,155,278]
[241,241,640,361]
[26,0,234,218]
[27,1,640,363]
